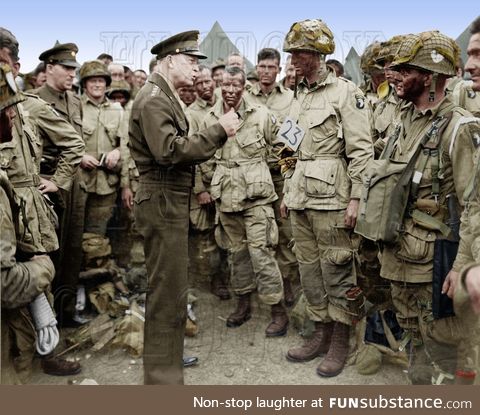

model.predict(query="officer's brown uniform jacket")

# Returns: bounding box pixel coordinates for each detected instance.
[21,93,84,191]
[129,72,227,187]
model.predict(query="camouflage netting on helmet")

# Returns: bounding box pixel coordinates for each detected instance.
[79,59,112,85]
[375,35,407,66]
[283,19,335,55]
[391,31,459,76]
[361,42,383,74]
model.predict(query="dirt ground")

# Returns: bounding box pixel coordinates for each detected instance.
[29,271,408,385]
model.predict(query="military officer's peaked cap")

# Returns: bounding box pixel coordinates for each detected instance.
[39,41,80,68]
[151,30,207,60]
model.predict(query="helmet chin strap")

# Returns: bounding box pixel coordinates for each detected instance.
[429,72,438,102]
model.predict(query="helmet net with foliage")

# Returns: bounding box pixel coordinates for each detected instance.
[0,63,24,111]
[375,35,407,66]
[283,19,335,55]
[361,42,383,74]
[391,31,459,76]
[79,60,112,86]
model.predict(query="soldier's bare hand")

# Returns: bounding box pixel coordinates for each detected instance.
[122,187,134,211]
[465,265,480,314]
[105,148,121,170]
[344,199,359,228]
[280,198,289,219]
[196,191,214,205]
[81,154,100,170]
[38,178,58,194]
[442,269,460,298]
[218,108,239,137]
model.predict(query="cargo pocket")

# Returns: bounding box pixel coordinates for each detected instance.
[395,224,436,264]
[134,189,152,206]
[325,248,353,266]
[0,142,16,169]
[263,207,279,248]
[210,168,224,200]
[304,159,337,198]
[237,130,266,158]
[105,125,120,147]
[307,108,340,143]
[245,165,274,200]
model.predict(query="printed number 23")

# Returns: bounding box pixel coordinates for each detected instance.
[281,119,301,146]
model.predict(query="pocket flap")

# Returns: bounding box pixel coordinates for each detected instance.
[134,189,152,204]
[237,130,263,148]
[304,160,337,185]
[308,108,335,128]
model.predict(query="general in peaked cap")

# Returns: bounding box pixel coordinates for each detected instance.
[38,41,80,68]
[151,30,207,60]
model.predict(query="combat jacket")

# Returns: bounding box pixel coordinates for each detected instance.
[0,105,58,253]
[80,95,124,196]
[21,93,84,191]
[203,98,278,213]
[31,83,82,134]
[129,72,227,188]
[1,171,54,384]
[452,80,480,117]
[247,83,294,173]
[381,96,480,283]
[283,69,373,211]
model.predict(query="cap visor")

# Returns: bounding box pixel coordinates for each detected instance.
[57,60,80,68]
[184,51,208,60]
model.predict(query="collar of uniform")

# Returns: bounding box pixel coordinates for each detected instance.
[81,93,109,107]
[211,96,251,119]
[193,96,213,109]
[154,71,184,104]
[411,94,449,121]
[298,67,335,92]
[44,82,67,101]
[249,82,287,97]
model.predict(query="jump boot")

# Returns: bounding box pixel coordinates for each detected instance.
[265,302,289,337]
[316,322,350,377]
[211,272,231,300]
[286,321,334,362]
[226,293,251,327]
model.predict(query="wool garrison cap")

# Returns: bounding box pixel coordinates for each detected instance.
[151,30,207,60]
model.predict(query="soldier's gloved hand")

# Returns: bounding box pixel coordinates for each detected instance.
[105,148,121,170]
[218,108,239,137]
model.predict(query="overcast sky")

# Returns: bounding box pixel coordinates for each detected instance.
[3,0,478,73]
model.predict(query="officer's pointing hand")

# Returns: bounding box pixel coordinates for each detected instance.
[218,108,239,137]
